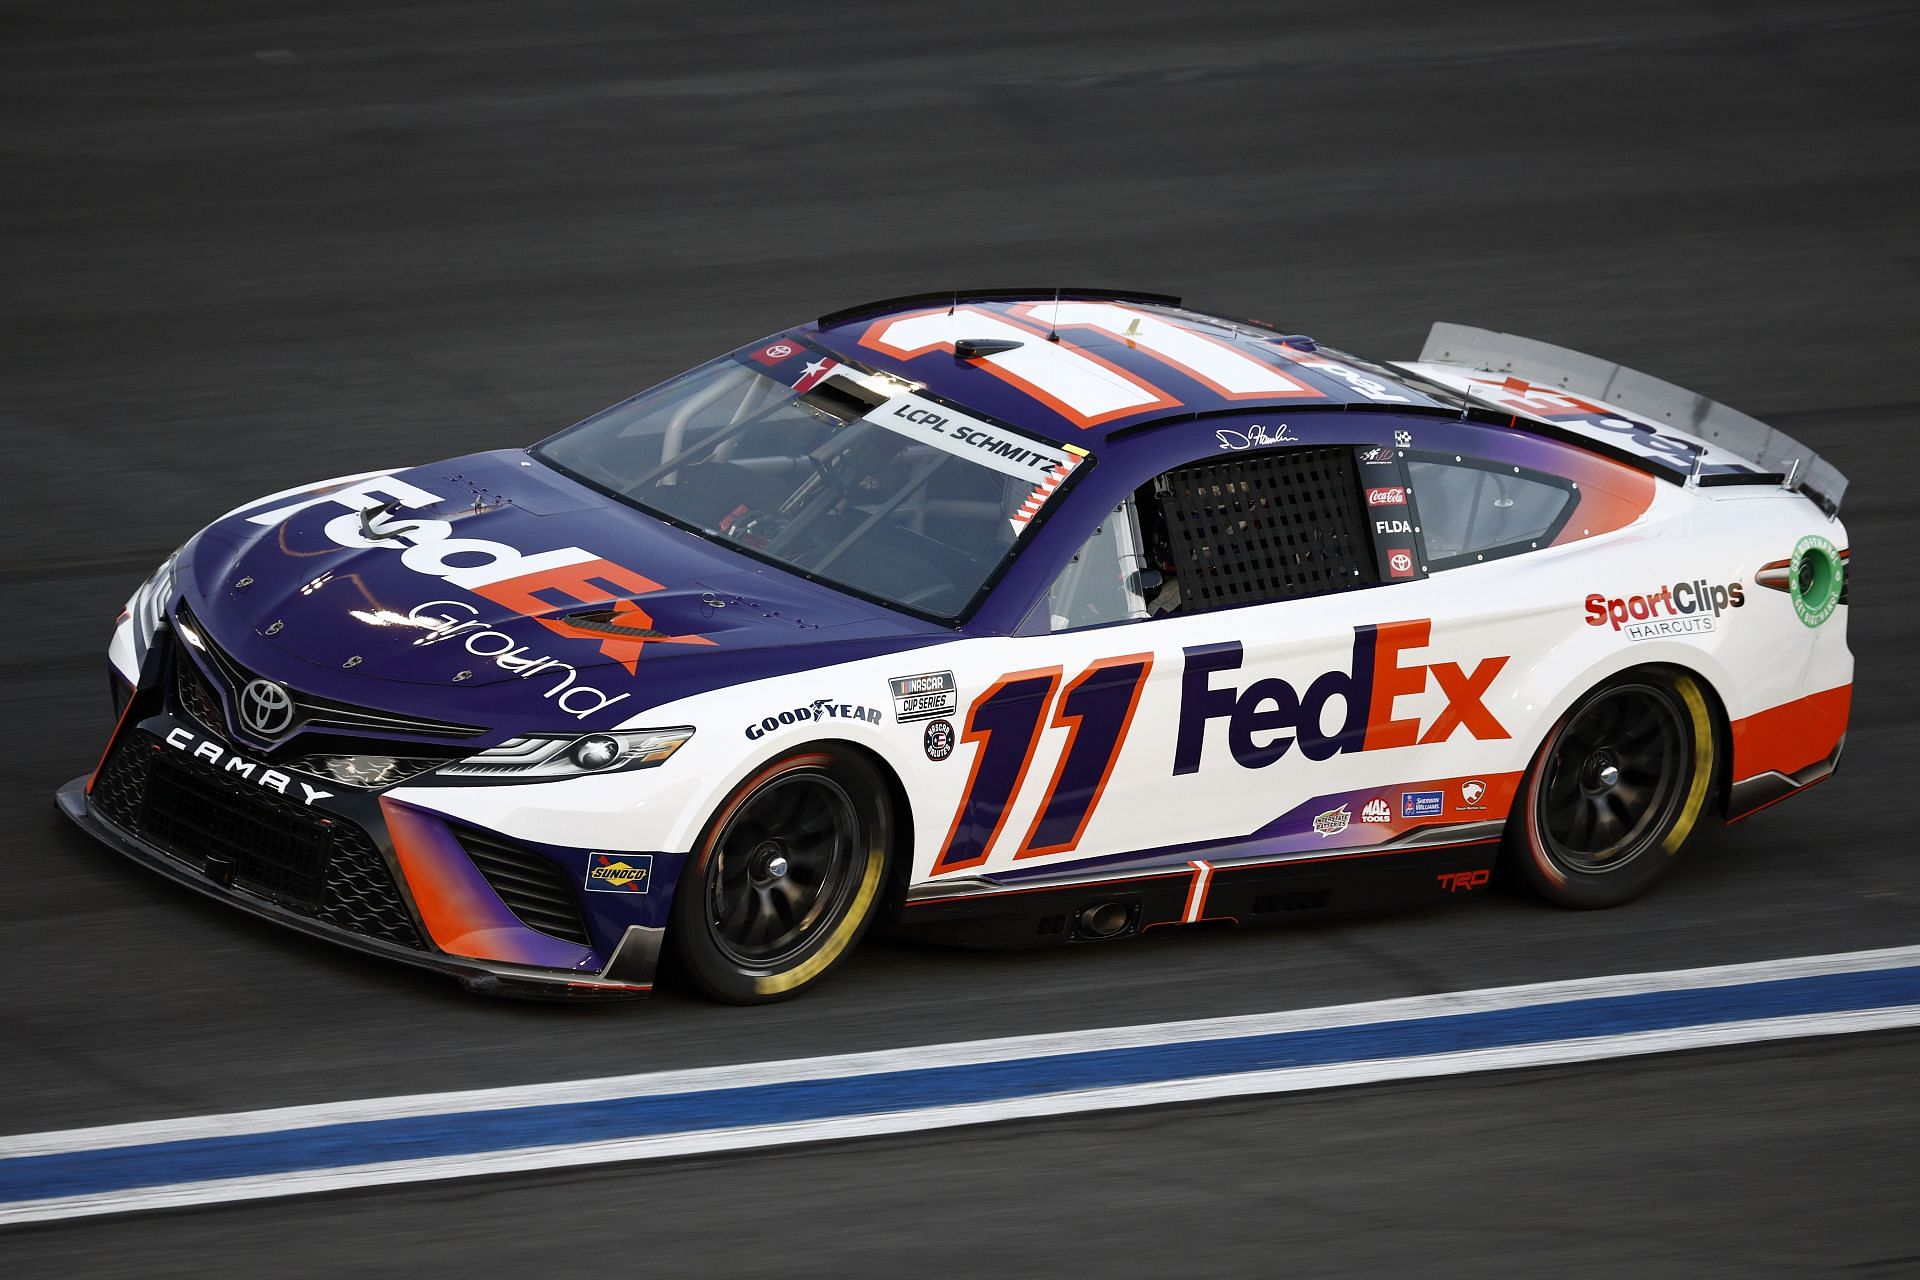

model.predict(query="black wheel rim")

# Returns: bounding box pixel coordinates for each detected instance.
[1537,683,1690,875]
[706,773,861,967]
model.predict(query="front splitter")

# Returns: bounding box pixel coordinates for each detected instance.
[54,776,660,1000]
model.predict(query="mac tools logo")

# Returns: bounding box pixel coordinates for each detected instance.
[245,476,714,719]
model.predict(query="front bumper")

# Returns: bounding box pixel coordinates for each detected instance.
[59,775,663,999]
[65,627,675,1000]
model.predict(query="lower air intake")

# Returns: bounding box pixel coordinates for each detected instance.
[454,827,592,947]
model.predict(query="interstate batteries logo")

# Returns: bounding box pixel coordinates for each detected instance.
[585,853,653,894]
[1585,578,1745,642]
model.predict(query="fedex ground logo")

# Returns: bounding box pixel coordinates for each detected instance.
[585,853,652,894]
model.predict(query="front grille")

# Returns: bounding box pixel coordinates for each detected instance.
[92,730,425,950]
[173,651,226,736]
[173,599,487,743]
[455,826,591,946]
[145,749,329,903]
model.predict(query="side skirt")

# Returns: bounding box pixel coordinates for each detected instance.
[1726,737,1845,824]
[889,831,1504,949]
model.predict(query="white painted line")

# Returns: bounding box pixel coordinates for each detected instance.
[7,1003,1916,1227]
[7,943,1917,1161]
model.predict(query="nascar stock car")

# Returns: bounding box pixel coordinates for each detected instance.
[61,290,1852,1003]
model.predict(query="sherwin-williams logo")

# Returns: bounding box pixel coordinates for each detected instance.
[1403,791,1444,819]
[586,853,652,894]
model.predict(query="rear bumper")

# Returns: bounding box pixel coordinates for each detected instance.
[57,772,662,1000]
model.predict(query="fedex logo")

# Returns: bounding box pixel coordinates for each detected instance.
[1173,621,1510,774]
[245,476,712,678]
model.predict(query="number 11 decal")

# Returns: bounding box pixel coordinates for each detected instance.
[933,654,1153,874]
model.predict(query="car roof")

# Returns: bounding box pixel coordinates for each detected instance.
[805,290,1457,449]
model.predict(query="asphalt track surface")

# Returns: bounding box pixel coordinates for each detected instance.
[2,1,1916,1273]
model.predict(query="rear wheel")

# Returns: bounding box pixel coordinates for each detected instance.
[671,746,890,1003]
[1507,670,1716,909]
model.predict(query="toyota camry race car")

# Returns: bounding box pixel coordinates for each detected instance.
[61,290,1853,1003]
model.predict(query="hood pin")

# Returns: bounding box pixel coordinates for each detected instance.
[265,620,283,635]
[344,655,362,669]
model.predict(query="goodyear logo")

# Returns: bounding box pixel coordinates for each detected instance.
[585,853,653,894]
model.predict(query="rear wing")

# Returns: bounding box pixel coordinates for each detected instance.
[1398,323,1847,515]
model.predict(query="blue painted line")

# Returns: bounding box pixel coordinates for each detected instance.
[4,964,1917,1205]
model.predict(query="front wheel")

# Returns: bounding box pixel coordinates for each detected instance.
[671,746,890,1003]
[1506,670,1717,909]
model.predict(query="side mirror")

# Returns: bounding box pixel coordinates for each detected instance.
[1129,567,1165,596]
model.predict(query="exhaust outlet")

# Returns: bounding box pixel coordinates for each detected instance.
[1073,901,1135,941]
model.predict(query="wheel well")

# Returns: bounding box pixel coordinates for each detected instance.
[804,737,916,907]
[1681,668,1736,820]
[1592,661,1734,820]
[1515,661,1733,823]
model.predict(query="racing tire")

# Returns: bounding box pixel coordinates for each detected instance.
[671,746,891,1003]
[1506,669,1716,910]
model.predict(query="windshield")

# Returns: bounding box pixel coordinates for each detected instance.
[533,344,1089,620]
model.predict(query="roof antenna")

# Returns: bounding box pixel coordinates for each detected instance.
[1046,287,1061,342]
[948,291,957,317]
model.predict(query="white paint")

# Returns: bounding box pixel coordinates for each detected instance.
[1019,301,1318,399]
[5,999,1914,1226]
[866,308,1169,426]
[5,943,1916,1230]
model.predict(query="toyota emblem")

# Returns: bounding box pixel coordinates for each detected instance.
[239,678,295,737]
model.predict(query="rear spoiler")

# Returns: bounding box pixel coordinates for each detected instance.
[1404,323,1847,515]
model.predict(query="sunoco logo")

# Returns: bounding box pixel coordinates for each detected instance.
[585,853,652,894]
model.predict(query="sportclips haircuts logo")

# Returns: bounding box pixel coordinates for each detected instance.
[1174,621,1509,773]
[247,477,713,719]
[1585,579,1745,642]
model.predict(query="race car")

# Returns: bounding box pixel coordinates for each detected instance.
[60,290,1853,1003]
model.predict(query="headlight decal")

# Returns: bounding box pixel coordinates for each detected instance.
[438,728,694,781]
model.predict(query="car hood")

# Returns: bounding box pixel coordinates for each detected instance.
[180,450,952,728]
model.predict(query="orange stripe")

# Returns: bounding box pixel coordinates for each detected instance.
[1730,684,1852,781]
[86,680,140,796]
[1182,860,1213,923]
